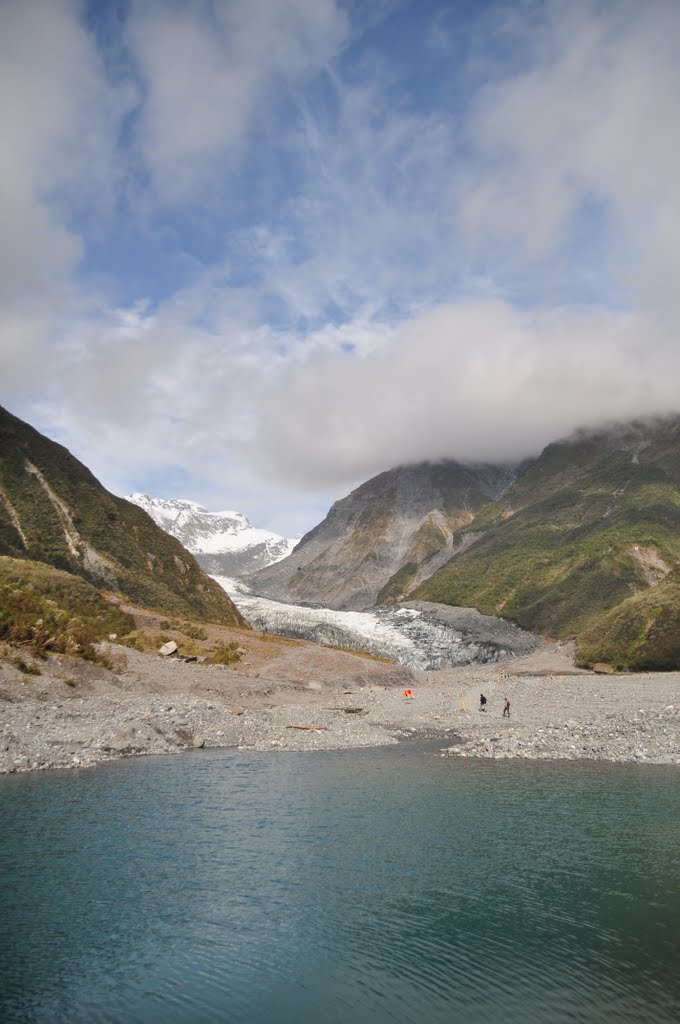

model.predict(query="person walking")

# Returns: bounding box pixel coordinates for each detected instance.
[503,698,511,718]
[479,693,488,712]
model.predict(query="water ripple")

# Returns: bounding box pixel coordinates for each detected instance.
[1,752,680,1022]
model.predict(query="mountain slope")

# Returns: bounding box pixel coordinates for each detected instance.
[414,417,680,668]
[0,405,245,625]
[247,460,517,609]
[577,567,680,671]
[126,494,297,576]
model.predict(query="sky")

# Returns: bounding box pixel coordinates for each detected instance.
[2,0,680,537]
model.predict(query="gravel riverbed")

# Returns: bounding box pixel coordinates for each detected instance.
[2,644,680,772]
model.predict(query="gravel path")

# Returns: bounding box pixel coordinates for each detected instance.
[2,643,680,772]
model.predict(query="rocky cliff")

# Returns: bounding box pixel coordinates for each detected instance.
[247,460,518,610]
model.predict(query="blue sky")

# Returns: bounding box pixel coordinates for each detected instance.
[2,0,680,536]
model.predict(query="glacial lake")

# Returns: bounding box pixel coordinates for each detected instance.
[2,746,680,1023]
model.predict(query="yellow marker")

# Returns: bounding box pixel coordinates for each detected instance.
[460,695,466,711]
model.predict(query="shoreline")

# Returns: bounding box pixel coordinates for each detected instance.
[2,643,680,772]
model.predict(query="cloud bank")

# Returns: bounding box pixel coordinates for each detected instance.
[1,0,679,532]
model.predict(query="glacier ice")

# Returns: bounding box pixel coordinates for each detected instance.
[212,576,539,671]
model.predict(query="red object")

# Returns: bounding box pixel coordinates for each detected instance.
[404,689,412,697]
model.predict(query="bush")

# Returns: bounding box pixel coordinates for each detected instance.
[0,556,133,665]
[203,641,242,666]
[180,623,208,641]
[10,655,41,675]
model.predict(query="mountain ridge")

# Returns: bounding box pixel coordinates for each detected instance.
[126,493,298,577]
[247,460,520,609]
[247,415,680,668]
[415,415,680,667]
[0,405,244,625]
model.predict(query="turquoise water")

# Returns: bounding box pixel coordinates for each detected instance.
[1,746,680,1023]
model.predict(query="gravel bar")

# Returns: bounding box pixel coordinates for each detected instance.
[2,646,680,772]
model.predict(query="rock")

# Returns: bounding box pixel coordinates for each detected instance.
[192,736,205,748]
[159,641,178,657]
[593,662,615,674]
[225,706,245,715]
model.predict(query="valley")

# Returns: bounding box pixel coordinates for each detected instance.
[2,402,680,775]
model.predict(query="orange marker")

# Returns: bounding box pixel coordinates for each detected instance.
[404,689,413,699]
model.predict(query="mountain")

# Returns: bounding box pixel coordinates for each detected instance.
[126,494,298,576]
[0,405,245,625]
[246,460,518,609]
[247,415,680,669]
[414,417,680,669]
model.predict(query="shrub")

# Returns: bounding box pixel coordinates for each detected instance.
[10,655,41,675]
[0,556,133,666]
[180,623,208,641]
[203,641,242,666]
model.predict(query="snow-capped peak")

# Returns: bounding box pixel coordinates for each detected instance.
[125,493,298,577]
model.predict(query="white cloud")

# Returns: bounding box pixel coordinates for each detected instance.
[126,0,348,201]
[241,0,680,492]
[0,0,122,386]
[3,0,680,538]
[462,0,680,285]
[249,299,680,487]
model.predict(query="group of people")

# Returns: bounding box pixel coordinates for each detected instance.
[479,693,511,717]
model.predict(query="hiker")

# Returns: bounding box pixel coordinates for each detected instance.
[479,693,487,712]
[503,698,511,718]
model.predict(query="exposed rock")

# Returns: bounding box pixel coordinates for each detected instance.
[159,641,178,657]
[246,461,518,610]
[3,632,680,773]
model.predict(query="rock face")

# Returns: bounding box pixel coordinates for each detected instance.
[126,494,298,576]
[246,461,518,610]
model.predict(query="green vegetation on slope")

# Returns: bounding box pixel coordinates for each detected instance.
[414,426,680,669]
[0,405,245,625]
[0,556,134,664]
[577,569,680,671]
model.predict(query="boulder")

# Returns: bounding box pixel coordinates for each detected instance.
[159,641,178,657]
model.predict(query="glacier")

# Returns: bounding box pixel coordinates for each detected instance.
[212,576,540,671]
